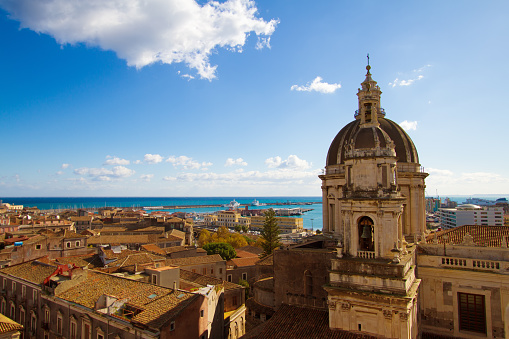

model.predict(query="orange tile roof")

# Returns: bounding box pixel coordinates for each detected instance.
[425,225,509,247]
[243,303,378,339]
[234,250,259,258]
[0,313,23,333]
[52,253,101,269]
[56,270,198,329]
[228,257,260,268]
[237,245,263,255]
[141,244,166,255]
[0,260,56,284]
[180,270,242,291]
[166,254,224,267]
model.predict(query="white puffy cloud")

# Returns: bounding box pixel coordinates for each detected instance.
[61,163,70,169]
[399,120,418,131]
[265,155,310,170]
[73,166,135,180]
[225,158,247,167]
[167,155,212,170]
[291,76,341,94]
[144,154,163,164]
[389,64,431,88]
[140,174,154,182]
[425,168,509,195]
[56,171,64,176]
[104,156,130,165]
[0,0,277,80]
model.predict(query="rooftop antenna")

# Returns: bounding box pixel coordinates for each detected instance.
[367,53,370,66]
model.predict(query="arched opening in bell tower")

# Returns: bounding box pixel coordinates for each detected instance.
[358,216,374,252]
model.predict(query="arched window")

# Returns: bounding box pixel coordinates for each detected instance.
[358,217,374,251]
[304,270,313,295]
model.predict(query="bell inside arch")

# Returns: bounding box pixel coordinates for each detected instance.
[361,225,372,239]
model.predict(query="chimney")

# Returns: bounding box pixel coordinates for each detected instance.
[173,281,177,291]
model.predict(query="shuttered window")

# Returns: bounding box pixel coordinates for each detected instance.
[458,292,486,334]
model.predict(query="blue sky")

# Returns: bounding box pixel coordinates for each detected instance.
[1,0,508,197]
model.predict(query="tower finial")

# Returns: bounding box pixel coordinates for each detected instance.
[366,53,371,74]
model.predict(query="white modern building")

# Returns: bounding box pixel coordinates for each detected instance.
[439,204,504,229]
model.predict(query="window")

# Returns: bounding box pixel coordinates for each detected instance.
[22,285,26,298]
[10,303,14,318]
[152,275,157,284]
[19,308,25,326]
[75,241,80,247]
[66,242,71,248]
[33,289,37,301]
[70,318,77,339]
[57,313,63,334]
[219,268,223,274]
[170,321,175,331]
[30,313,37,332]
[36,244,42,250]
[227,274,232,282]
[2,279,5,290]
[211,268,214,274]
[203,268,207,275]
[44,308,50,324]
[82,320,91,339]
[305,270,313,295]
[458,292,486,334]
[200,309,204,317]
[242,272,247,281]
[12,281,16,292]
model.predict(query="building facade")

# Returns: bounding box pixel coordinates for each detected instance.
[439,205,504,229]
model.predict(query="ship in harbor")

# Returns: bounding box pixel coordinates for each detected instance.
[251,199,266,207]
[222,199,241,209]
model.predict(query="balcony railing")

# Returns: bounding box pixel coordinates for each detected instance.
[357,251,375,259]
[440,257,501,271]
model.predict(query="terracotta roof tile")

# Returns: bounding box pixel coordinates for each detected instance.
[141,244,166,255]
[243,303,378,339]
[0,313,23,333]
[425,225,509,247]
[237,246,263,255]
[0,260,56,284]
[166,254,224,267]
[57,270,198,329]
[52,253,101,269]
[180,270,242,291]
[235,250,260,258]
[228,257,260,268]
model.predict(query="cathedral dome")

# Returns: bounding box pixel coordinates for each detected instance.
[326,117,418,166]
[326,63,419,167]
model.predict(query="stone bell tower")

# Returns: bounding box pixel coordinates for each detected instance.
[320,62,425,338]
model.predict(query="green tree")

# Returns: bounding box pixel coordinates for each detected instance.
[202,242,237,261]
[241,224,249,233]
[260,208,281,256]
[238,279,250,298]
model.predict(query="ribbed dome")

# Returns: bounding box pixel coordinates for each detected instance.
[326,117,419,166]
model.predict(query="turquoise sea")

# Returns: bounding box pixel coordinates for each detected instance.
[3,195,507,232]
[1,196,324,231]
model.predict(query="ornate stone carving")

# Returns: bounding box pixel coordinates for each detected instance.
[327,300,336,310]
[341,302,351,311]
[400,312,409,321]
[462,232,475,246]
[383,309,393,319]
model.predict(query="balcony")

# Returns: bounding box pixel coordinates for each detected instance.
[357,251,375,259]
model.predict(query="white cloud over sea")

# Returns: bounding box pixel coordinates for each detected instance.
[0,0,278,80]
